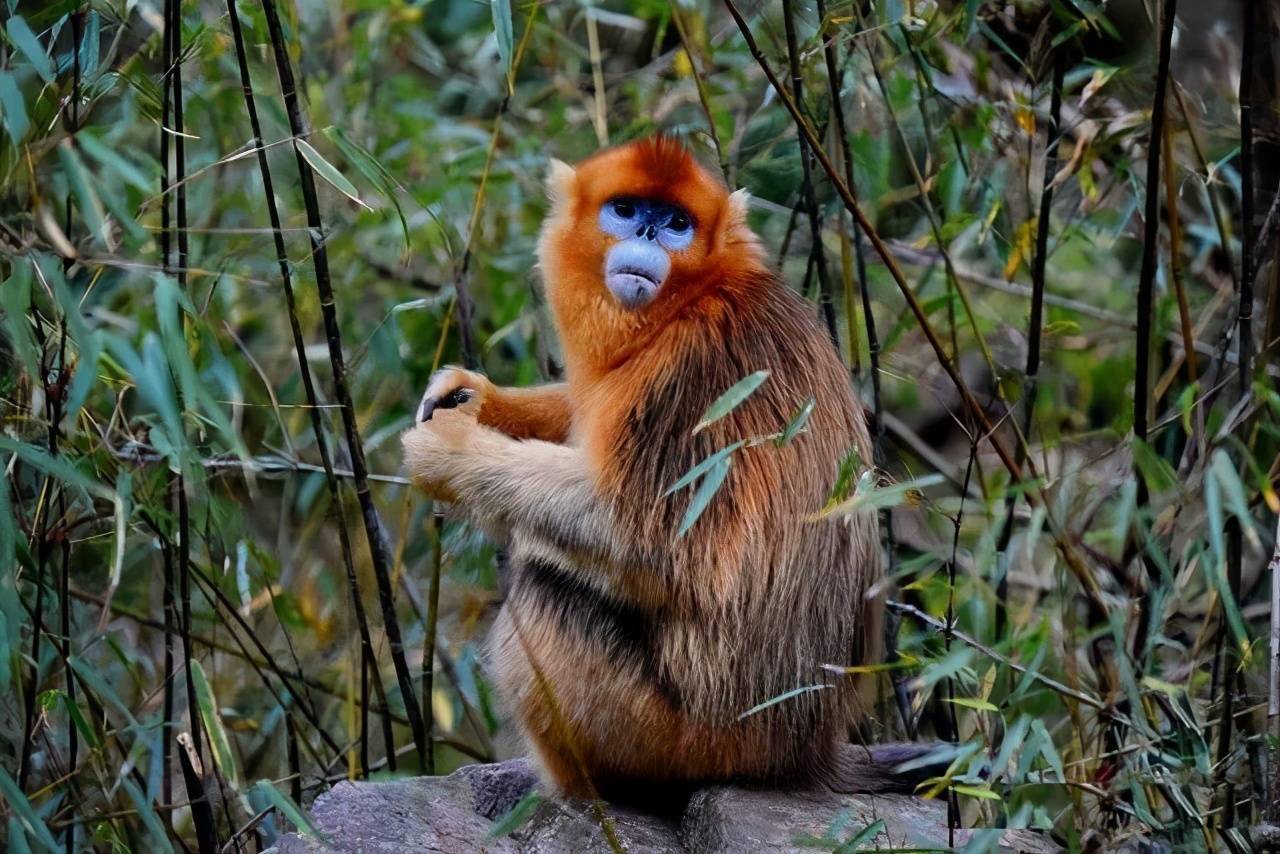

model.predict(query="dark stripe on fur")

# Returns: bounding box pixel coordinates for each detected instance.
[516,557,682,706]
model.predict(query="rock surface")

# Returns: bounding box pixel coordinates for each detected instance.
[274,759,1061,853]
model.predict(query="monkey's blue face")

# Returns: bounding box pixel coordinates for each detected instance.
[598,197,695,309]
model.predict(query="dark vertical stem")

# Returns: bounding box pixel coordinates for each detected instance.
[1133,0,1176,444]
[17,520,49,792]
[780,0,839,347]
[258,0,429,767]
[161,525,176,813]
[177,478,202,763]
[816,0,878,441]
[222,0,391,776]
[62,12,83,850]
[169,0,188,291]
[945,443,977,846]
[996,45,1065,640]
[421,510,443,775]
[1238,0,1256,399]
[158,0,176,818]
[287,713,303,805]
[1215,0,1257,828]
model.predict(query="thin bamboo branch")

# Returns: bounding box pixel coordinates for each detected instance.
[1133,0,1176,443]
[997,44,1065,640]
[224,0,392,776]
[780,0,838,346]
[258,0,429,768]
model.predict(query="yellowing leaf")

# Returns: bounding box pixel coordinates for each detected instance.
[952,784,1003,801]
[946,696,998,712]
[1015,105,1035,135]
[1003,218,1037,281]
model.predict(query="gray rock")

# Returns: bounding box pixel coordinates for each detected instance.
[275,759,1061,853]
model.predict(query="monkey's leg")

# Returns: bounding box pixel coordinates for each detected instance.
[487,603,767,801]
[418,367,571,443]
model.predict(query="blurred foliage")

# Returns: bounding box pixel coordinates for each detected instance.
[0,0,1276,850]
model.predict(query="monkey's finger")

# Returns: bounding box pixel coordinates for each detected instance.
[418,387,474,422]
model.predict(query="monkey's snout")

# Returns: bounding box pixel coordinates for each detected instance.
[419,387,474,422]
[605,239,669,310]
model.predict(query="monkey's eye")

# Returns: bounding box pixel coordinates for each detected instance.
[612,199,637,219]
[666,211,691,232]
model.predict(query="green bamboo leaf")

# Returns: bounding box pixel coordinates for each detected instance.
[190,660,242,788]
[0,767,58,851]
[491,0,514,89]
[77,130,152,192]
[0,438,113,503]
[69,656,141,730]
[61,692,101,750]
[777,395,815,446]
[324,127,408,247]
[6,17,55,84]
[296,138,370,209]
[693,370,769,434]
[0,70,29,141]
[0,261,38,378]
[677,456,731,537]
[991,715,1030,784]
[664,440,744,496]
[78,10,100,80]
[256,780,324,839]
[738,684,832,720]
[1030,719,1065,783]
[8,817,32,854]
[835,819,886,853]
[121,778,175,854]
[57,140,107,243]
[486,790,540,839]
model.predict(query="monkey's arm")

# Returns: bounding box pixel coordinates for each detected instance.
[418,367,572,444]
[403,409,649,581]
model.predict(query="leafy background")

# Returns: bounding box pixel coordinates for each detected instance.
[0,0,1277,851]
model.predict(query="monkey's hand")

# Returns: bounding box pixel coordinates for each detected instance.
[416,366,496,424]
[402,405,490,503]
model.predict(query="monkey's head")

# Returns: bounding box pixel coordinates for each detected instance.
[537,137,762,369]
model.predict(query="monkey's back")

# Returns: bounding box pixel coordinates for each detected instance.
[492,272,881,795]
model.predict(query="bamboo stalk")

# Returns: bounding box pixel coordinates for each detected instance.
[996,44,1066,640]
[722,0,1021,485]
[257,0,429,768]
[779,0,837,346]
[223,0,394,776]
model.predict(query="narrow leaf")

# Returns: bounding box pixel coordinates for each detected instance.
[0,767,58,851]
[6,17,55,83]
[677,456,731,537]
[486,790,540,839]
[191,660,241,788]
[296,138,370,209]
[256,780,324,839]
[693,370,769,434]
[0,70,29,141]
[491,0,514,89]
[777,396,816,446]
[738,684,832,720]
[665,440,744,496]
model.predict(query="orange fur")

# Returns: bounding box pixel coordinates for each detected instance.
[403,137,884,802]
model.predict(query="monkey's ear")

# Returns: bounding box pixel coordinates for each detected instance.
[726,188,751,230]
[545,159,577,216]
[716,188,760,257]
